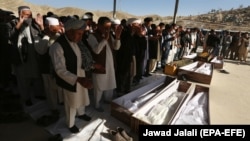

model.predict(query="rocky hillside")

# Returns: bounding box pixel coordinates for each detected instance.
[183,6,250,31]
[0,0,136,21]
[1,0,250,31]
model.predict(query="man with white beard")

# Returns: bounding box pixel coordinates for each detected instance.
[49,18,92,133]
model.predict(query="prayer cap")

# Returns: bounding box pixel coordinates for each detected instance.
[18,6,30,12]
[64,18,87,31]
[46,17,59,26]
[82,14,91,20]
[127,18,141,25]
[82,12,93,20]
[111,18,121,25]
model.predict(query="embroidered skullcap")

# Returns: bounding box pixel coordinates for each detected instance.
[127,18,141,25]
[46,17,59,26]
[18,6,30,13]
[111,18,121,25]
[64,17,87,31]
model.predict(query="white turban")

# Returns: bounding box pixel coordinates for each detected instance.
[64,18,87,31]
[46,17,59,26]
[127,18,141,25]
[82,14,92,20]
[18,6,30,13]
[111,18,121,25]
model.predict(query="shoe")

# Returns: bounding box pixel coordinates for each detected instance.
[69,125,79,133]
[117,127,133,141]
[220,69,229,74]
[108,129,126,141]
[95,107,104,112]
[78,114,91,121]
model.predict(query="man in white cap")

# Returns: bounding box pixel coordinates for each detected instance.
[49,18,92,133]
[126,18,141,25]
[111,18,121,37]
[6,6,45,107]
[82,12,93,21]
[33,17,64,125]
[82,12,94,33]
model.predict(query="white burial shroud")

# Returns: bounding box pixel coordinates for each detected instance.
[136,91,185,124]
[174,91,208,125]
[122,92,156,112]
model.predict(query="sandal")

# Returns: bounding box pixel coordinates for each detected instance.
[220,69,229,74]
[117,127,133,141]
[108,129,126,141]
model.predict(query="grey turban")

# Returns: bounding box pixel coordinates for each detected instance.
[64,17,87,31]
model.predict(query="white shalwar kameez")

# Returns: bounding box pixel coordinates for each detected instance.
[49,36,90,127]
[88,34,120,108]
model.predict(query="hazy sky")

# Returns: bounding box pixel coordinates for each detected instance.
[26,0,250,16]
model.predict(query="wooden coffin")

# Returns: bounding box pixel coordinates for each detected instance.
[170,84,210,125]
[130,80,194,133]
[177,61,213,85]
[110,76,176,126]
[210,56,224,69]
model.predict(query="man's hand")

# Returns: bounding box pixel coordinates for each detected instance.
[35,13,44,30]
[104,30,110,40]
[16,16,25,29]
[58,22,65,34]
[77,77,93,89]
[93,63,105,73]
[115,25,123,39]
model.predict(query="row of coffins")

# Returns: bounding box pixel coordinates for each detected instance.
[111,76,209,133]
[178,61,213,84]
[164,52,224,84]
[111,52,223,133]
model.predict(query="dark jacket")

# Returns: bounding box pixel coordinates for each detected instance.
[54,35,77,92]
[6,18,43,65]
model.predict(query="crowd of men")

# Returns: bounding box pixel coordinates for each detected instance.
[0,6,249,134]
